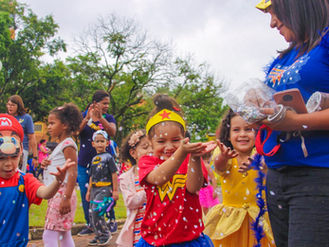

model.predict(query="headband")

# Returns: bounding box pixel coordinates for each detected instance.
[92,130,108,141]
[128,130,145,148]
[146,109,186,134]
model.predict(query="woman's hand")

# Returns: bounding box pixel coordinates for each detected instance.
[260,108,300,131]
[92,102,102,120]
[86,191,90,202]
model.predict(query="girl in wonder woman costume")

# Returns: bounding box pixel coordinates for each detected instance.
[136,94,216,247]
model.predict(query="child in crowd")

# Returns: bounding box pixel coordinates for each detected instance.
[136,94,216,247]
[199,152,220,215]
[86,130,118,246]
[36,139,49,180]
[0,114,74,247]
[41,103,82,247]
[204,109,275,247]
[116,129,152,247]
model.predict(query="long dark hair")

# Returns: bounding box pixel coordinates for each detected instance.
[272,0,329,56]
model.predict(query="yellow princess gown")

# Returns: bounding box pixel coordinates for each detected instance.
[204,153,276,247]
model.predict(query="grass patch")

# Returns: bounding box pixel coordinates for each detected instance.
[29,187,127,227]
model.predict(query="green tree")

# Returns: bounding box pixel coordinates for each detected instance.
[0,0,66,117]
[172,57,228,141]
[67,14,173,143]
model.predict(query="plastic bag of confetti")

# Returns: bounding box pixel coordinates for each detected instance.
[224,79,277,124]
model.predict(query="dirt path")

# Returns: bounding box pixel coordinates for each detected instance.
[27,230,120,247]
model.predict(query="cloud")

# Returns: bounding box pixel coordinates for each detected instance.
[22,0,288,88]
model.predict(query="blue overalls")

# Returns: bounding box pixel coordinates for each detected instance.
[0,173,29,247]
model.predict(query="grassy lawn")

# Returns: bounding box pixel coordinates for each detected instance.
[29,186,127,227]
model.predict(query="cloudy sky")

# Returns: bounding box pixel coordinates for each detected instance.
[22,0,288,89]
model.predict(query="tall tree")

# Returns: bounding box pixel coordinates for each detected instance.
[172,57,228,141]
[0,0,66,117]
[67,14,173,142]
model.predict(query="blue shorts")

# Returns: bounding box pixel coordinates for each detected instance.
[136,233,214,247]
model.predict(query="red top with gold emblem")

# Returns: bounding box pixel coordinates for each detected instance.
[138,154,207,246]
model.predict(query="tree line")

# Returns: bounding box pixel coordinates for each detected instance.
[0,0,228,145]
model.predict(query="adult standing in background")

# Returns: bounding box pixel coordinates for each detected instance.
[77,90,117,236]
[256,0,329,246]
[6,95,38,173]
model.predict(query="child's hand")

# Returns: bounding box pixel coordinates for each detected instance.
[49,158,75,184]
[59,197,71,215]
[41,158,51,169]
[112,191,119,201]
[191,141,217,157]
[238,157,253,173]
[218,141,238,160]
[212,189,218,199]
[86,191,90,202]
[180,138,205,155]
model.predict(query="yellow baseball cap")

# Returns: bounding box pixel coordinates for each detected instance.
[256,0,271,10]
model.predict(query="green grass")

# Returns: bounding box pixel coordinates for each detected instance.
[29,187,127,227]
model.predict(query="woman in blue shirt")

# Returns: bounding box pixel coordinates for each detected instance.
[76,90,117,235]
[6,95,38,173]
[256,0,329,246]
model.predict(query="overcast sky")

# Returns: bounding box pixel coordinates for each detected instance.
[22,0,288,89]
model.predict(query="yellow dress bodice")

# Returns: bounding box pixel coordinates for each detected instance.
[204,148,275,245]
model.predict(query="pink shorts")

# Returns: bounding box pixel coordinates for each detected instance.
[44,184,77,231]
[199,185,220,208]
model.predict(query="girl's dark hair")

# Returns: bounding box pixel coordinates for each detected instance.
[271,0,329,56]
[217,109,237,149]
[40,139,46,144]
[8,95,26,115]
[50,103,82,134]
[92,90,109,103]
[121,129,146,166]
[148,94,184,137]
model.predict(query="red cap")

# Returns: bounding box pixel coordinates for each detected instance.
[0,114,24,141]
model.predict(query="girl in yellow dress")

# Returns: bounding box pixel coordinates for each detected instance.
[204,109,276,247]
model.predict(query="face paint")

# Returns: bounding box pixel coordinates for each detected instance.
[0,135,21,158]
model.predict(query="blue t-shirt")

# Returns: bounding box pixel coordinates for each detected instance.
[263,32,329,168]
[15,114,34,151]
[78,111,116,168]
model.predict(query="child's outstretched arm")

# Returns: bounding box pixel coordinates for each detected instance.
[36,159,75,199]
[145,138,205,186]
[186,141,217,194]
[214,141,238,172]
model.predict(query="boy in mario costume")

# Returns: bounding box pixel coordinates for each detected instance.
[0,113,75,247]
